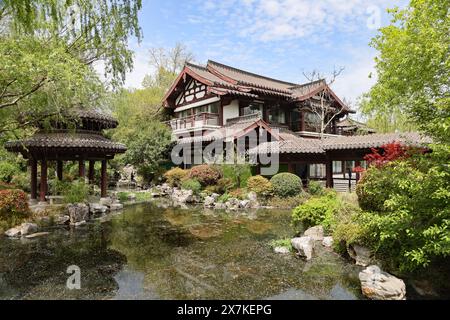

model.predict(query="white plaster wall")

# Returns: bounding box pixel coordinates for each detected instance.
[222,100,239,124]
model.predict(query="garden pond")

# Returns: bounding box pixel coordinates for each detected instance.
[0,200,437,300]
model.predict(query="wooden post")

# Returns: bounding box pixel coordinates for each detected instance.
[101,160,107,198]
[288,162,295,174]
[30,159,37,200]
[88,160,95,183]
[40,159,47,202]
[78,159,85,178]
[56,161,63,181]
[325,160,334,188]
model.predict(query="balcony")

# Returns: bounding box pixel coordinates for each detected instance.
[168,112,220,132]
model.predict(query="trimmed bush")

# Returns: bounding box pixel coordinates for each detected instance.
[205,177,233,194]
[0,189,31,231]
[292,191,339,231]
[181,179,202,194]
[228,188,246,200]
[247,175,272,196]
[164,167,188,187]
[307,180,325,196]
[189,164,222,186]
[270,173,302,197]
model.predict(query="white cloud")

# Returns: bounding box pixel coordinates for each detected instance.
[123,43,153,89]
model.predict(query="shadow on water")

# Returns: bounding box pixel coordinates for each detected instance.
[0,201,363,300]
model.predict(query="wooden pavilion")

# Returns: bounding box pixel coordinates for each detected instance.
[5,109,126,203]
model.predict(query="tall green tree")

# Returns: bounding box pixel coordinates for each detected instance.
[361,0,449,142]
[0,0,142,137]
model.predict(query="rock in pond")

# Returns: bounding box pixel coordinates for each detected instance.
[225,198,240,211]
[171,189,194,203]
[204,196,216,208]
[322,236,334,247]
[214,202,227,210]
[68,203,90,224]
[109,203,124,211]
[274,246,290,254]
[359,265,406,300]
[99,197,113,207]
[348,244,373,267]
[20,222,38,236]
[291,236,314,260]
[56,215,70,225]
[25,232,49,239]
[5,227,21,237]
[304,226,324,241]
[239,199,251,209]
[89,203,108,214]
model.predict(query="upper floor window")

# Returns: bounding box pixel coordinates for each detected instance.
[240,102,263,117]
[304,111,321,132]
[268,108,286,124]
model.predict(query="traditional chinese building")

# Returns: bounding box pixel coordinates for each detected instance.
[163,60,430,190]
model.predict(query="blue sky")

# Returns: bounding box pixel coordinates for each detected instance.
[124,0,407,106]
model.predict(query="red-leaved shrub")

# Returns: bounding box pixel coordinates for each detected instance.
[189,164,222,186]
[0,189,31,231]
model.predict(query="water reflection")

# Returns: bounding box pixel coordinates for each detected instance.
[0,202,363,300]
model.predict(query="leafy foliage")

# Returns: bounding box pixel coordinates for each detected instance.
[221,164,252,188]
[361,0,450,143]
[307,180,325,196]
[164,167,188,187]
[0,189,31,231]
[0,161,20,183]
[181,179,202,194]
[355,146,450,271]
[62,180,90,204]
[189,164,222,186]
[269,238,293,251]
[292,191,339,231]
[270,173,303,197]
[247,175,273,197]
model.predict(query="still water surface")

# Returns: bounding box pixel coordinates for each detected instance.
[0,201,363,300]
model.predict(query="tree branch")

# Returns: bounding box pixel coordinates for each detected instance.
[0,77,47,109]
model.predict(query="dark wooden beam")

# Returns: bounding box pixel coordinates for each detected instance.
[325,159,333,188]
[88,160,95,184]
[30,159,37,200]
[78,160,85,178]
[56,160,63,181]
[101,160,107,198]
[40,159,47,202]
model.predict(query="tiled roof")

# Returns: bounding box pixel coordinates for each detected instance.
[5,131,127,153]
[322,132,432,150]
[67,108,119,128]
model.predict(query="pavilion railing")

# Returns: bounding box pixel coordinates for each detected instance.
[167,112,219,131]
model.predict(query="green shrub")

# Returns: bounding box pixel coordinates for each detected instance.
[0,189,31,232]
[269,238,293,251]
[63,180,90,203]
[164,167,188,187]
[205,177,234,194]
[228,188,246,200]
[217,193,231,203]
[0,161,20,183]
[270,173,303,197]
[268,194,308,209]
[222,164,252,188]
[307,180,325,196]
[11,171,30,192]
[118,192,129,202]
[247,175,272,196]
[181,179,202,194]
[354,146,450,271]
[189,164,222,186]
[292,191,339,231]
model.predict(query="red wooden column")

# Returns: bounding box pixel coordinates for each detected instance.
[288,162,295,174]
[100,160,107,198]
[88,160,95,184]
[78,159,85,179]
[325,160,334,188]
[40,159,47,202]
[56,161,63,181]
[30,159,37,200]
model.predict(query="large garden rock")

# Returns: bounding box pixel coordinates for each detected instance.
[89,203,108,214]
[56,215,70,225]
[5,227,21,237]
[159,183,173,195]
[172,189,193,203]
[291,236,315,260]
[67,203,90,224]
[359,265,406,300]
[20,223,38,236]
[214,202,227,210]
[225,198,240,211]
[99,197,112,207]
[204,196,216,208]
[304,226,324,241]
[274,246,290,254]
[322,236,334,247]
[348,244,373,267]
[109,203,124,211]
[247,191,258,202]
[239,199,251,209]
